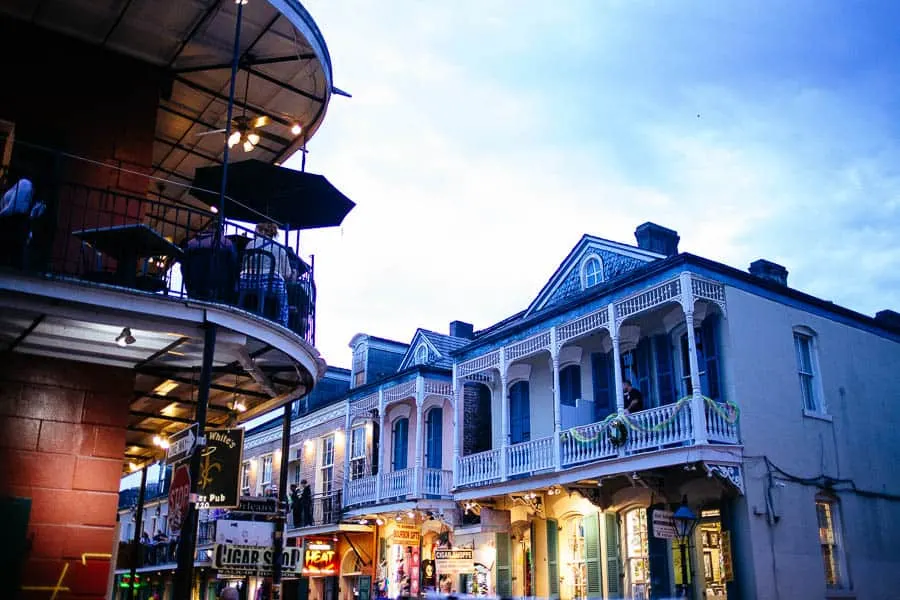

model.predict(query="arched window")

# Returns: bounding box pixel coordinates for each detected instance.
[415,344,429,365]
[560,364,581,407]
[581,256,604,289]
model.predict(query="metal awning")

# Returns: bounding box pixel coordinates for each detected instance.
[0,0,335,207]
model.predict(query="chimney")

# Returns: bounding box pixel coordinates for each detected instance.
[449,321,474,340]
[875,310,900,332]
[749,259,788,286]
[634,222,680,257]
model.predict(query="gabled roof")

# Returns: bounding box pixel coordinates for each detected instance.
[397,329,470,370]
[524,234,664,317]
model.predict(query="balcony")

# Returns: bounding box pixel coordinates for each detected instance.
[456,397,739,488]
[343,467,453,508]
[288,491,342,530]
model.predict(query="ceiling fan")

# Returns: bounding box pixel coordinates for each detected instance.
[195,72,286,152]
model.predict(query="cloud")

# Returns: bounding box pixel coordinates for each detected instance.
[294,0,900,367]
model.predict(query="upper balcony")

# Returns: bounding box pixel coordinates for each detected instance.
[452,271,741,494]
[342,372,456,510]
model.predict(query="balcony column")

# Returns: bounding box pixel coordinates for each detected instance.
[414,375,425,497]
[341,402,352,505]
[499,346,509,481]
[681,272,708,445]
[550,326,562,471]
[376,388,385,502]
[451,364,461,486]
[610,303,626,457]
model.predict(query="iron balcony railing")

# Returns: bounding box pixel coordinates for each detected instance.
[289,490,342,529]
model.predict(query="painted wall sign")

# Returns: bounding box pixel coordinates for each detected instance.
[213,543,302,577]
[197,428,244,509]
[232,496,278,514]
[302,539,339,576]
[392,523,420,544]
[651,510,675,539]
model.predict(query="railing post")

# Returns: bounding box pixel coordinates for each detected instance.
[341,401,352,504]
[414,375,425,497]
[609,303,627,458]
[376,388,385,502]
[681,272,709,445]
[499,347,509,482]
[550,326,562,471]
[451,363,460,488]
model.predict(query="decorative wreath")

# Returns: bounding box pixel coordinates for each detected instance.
[608,418,628,447]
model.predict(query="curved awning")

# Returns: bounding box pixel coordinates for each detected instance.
[0,0,335,206]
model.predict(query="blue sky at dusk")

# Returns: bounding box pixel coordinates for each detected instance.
[286,0,900,369]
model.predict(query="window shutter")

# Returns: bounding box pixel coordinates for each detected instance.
[701,315,721,399]
[584,512,603,597]
[509,382,531,444]
[636,338,653,403]
[547,518,559,598]
[393,418,408,470]
[647,505,672,599]
[591,352,613,421]
[605,513,622,597]
[560,365,581,407]
[426,408,443,469]
[495,532,512,598]
[652,335,676,405]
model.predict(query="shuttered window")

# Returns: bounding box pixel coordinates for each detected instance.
[591,352,614,421]
[392,418,408,470]
[584,512,603,597]
[560,364,581,407]
[653,335,676,405]
[425,407,443,469]
[495,532,512,598]
[605,513,621,597]
[547,518,559,598]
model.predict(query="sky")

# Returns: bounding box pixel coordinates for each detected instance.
[284,0,900,371]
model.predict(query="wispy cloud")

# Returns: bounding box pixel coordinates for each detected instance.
[291,0,900,367]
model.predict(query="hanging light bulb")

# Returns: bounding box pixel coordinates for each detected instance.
[247,132,260,146]
[153,435,162,446]
[228,131,241,148]
[291,123,302,136]
[242,139,254,152]
[233,401,247,413]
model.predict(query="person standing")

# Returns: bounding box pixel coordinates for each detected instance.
[290,484,302,527]
[300,479,313,526]
[623,380,644,414]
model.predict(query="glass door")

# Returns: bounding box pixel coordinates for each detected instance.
[624,508,650,599]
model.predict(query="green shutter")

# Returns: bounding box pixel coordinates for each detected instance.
[584,512,603,597]
[495,532,512,598]
[605,513,622,598]
[547,519,559,598]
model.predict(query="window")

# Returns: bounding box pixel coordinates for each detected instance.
[350,426,367,480]
[677,316,721,400]
[241,461,251,495]
[425,407,443,469]
[392,418,409,470]
[260,455,273,493]
[560,364,581,407]
[352,345,367,387]
[415,344,429,365]
[320,435,335,495]
[581,256,604,289]
[816,496,845,588]
[794,330,821,412]
[624,508,650,598]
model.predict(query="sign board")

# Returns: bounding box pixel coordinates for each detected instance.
[168,463,191,536]
[215,519,274,546]
[166,423,199,465]
[435,548,474,592]
[213,544,302,577]
[302,539,339,576]
[721,531,734,581]
[231,496,278,515]
[196,428,244,509]
[392,523,420,545]
[652,510,676,539]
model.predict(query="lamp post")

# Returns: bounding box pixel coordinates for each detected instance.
[673,495,698,599]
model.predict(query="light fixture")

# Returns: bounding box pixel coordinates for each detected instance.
[115,327,136,347]
[228,131,241,148]
[291,123,302,136]
[376,518,384,526]
[407,511,415,519]
[210,205,219,214]
[242,139,254,152]
[233,401,247,413]
[152,380,179,397]
[247,132,260,146]
[129,462,139,472]
[235,0,248,4]
[673,496,699,597]
[359,519,368,525]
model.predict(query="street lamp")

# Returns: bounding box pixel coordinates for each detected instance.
[673,495,698,598]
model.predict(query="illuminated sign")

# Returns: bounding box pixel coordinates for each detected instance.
[213,544,302,577]
[392,523,420,544]
[303,539,338,576]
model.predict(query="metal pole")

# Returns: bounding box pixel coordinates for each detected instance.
[126,465,148,600]
[214,0,244,241]
[173,323,217,599]
[680,541,688,598]
[271,402,293,600]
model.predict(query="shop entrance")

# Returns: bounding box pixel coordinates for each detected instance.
[697,509,729,599]
[624,507,651,599]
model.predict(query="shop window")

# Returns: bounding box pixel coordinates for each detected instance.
[816,495,846,589]
[259,455,273,494]
[624,508,650,598]
[350,426,367,480]
[564,516,587,600]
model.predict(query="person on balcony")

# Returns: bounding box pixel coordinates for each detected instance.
[290,484,302,527]
[0,178,33,268]
[299,479,312,526]
[623,379,644,414]
[239,222,294,325]
[182,221,239,302]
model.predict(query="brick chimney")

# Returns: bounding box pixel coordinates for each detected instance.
[749,259,788,286]
[449,321,474,339]
[634,222,680,257]
[875,310,900,332]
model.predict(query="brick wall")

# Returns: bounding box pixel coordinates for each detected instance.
[0,354,134,599]
[462,383,492,455]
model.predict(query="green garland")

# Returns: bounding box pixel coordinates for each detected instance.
[561,395,739,445]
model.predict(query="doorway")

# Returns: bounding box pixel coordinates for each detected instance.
[697,509,729,599]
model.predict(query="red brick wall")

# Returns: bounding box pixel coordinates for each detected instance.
[0,354,135,599]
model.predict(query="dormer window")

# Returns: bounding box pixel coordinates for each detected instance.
[415,344,429,365]
[581,255,604,289]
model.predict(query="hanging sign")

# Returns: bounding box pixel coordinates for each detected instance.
[651,510,676,539]
[721,531,735,581]
[213,543,302,577]
[435,549,474,572]
[196,428,244,509]
[392,523,420,544]
[166,423,199,465]
[302,539,339,576]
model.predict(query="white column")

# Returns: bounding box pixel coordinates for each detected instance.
[451,364,461,486]
[414,375,425,497]
[550,326,562,471]
[681,273,708,445]
[341,402,352,500]
[610,303,625,413]
[499,347,509,481]
[376,388,385,502]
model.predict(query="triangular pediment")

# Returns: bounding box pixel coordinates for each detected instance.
[397,330,441,371]
[524,235,664,317]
